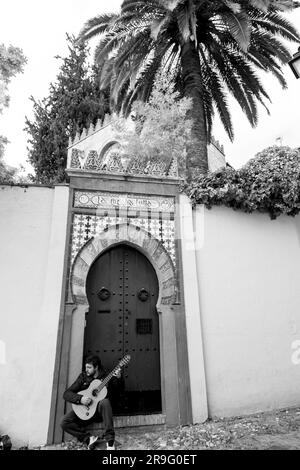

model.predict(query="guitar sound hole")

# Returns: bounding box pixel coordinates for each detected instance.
[92,389,98,397]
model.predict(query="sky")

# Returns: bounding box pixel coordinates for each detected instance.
[1,0,300,173]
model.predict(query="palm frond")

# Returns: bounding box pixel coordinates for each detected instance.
[163,43,180,73]
[231,55,270,101]
[175,0,195,43]
[122,54,164,115]
[95,20,152,67]
[206,43,258,126]
[121,0,164,15]
[269,0,300,11]
[255,11,300,41]
[79,13,119,41]
[113,31,153,71]
[200,50,234,141]
[111,64,133,102]
[222,11,251,50]
[201,84,214,141]
[209,72,234,141]
[251,29,291,63]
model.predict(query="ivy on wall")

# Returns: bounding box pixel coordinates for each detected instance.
[184,146,300,220]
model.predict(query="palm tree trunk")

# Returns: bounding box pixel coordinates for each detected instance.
[180,40,208,177]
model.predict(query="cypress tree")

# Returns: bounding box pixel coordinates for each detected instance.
[25,35,109,183]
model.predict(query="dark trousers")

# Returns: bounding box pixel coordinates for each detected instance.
[61,398,115,444]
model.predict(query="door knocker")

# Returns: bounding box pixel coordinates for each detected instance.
[137,288,149,302]
[97,287,111,301]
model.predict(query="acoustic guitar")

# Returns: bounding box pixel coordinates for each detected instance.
[72,355,131,420]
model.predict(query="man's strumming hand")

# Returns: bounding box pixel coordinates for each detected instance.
[81,396,92,406]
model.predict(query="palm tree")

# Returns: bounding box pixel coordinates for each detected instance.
[80,0,300,175]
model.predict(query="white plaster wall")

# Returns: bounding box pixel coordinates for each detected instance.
[68,306,86,386]
[193,205,300,417]
[0,185,69,447]
[67,122,117,167]
[179,195,208,423]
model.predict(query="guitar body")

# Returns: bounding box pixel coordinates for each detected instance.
[72,379,108,421]
[71,355,131,420]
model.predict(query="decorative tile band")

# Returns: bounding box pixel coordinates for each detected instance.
[74,191,175,213]
[70,214,176,267]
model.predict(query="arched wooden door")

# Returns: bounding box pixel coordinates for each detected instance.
[84,244,161,415]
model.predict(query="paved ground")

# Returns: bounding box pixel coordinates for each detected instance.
[37,406,300,451]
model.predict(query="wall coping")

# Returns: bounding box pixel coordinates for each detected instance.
[0,183,70,189]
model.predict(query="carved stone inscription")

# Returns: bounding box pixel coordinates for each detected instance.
[74,191,175,213]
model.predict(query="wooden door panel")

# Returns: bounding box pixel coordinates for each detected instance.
[85,244,161,413]
[85,247,123,369]
[124,246,160,391]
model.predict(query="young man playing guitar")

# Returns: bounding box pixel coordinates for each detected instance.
[61,355,121,450]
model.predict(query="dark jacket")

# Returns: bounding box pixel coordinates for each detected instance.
[63,369,119,405]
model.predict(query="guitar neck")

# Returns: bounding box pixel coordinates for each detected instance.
[97,366,119,392]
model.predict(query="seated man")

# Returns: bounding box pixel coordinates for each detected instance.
[61,354,121,450]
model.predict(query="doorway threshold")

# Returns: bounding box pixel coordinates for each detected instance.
[88,414,166,432]
[114,414,166,428]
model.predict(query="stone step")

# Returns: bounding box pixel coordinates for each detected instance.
[88,413,166,430]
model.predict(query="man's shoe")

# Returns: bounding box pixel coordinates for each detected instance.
[106,442,115,450]
[87,435,99,450]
